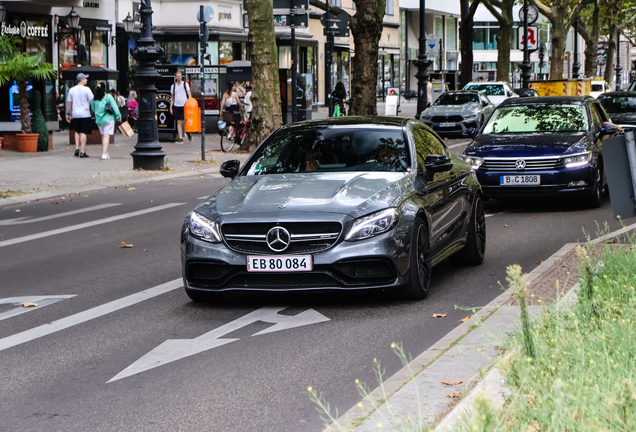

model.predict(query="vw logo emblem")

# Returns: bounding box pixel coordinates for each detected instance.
[515,159,526,171]
[266,226,291,252]
[279,204,287,209]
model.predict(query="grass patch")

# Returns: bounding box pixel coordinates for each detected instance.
[454,235,636,431]
[0,189,26,199]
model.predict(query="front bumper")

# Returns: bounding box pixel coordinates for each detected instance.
[421,118,479,135]
[476,165,596,199]
[181,217,414,293]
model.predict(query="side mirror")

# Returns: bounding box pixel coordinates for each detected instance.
[220,159,240,179]
[424,154,453,174]
[599,124,617,137]
[463,127,477,138]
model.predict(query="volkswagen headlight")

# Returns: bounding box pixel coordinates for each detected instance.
[561,152,592,168]
[345,208,399,241]
[462,155,484,169]
[188,212,222,243]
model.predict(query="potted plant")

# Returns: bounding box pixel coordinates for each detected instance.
[0,35,56,152]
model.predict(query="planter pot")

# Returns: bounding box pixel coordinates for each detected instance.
[17,133,38,153]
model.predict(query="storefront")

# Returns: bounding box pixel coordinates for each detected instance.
[0,13,57,131]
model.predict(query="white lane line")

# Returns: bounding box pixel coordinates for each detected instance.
[196,196,208,200]
[0,279,182,352]
[447,141,472,149]
[0,203,186,248]
[590,221,636,244]
[0,295,76,321]
[0,203,123,226]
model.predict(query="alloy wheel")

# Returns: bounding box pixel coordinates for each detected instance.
[417,225,432,290]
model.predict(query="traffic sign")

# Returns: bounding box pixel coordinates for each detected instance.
[320,12,350,37]
[244,0,308,10]
[518,26,538,50]
[196,5,214,23]
[274,12,309,27]
[425,34,439,56]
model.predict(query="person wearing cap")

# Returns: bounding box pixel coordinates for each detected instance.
[66,73,94,158]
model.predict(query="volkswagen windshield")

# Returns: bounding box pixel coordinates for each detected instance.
[482,104,589,134]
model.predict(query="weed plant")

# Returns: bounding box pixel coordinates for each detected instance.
[455,234,636,431]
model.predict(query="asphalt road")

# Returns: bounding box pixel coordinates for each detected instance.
[0,140,626,432]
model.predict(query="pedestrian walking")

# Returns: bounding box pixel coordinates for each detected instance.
[426,77,433,107]
[127,91,138,132]
[91,83,121,160]
[66,72,94,158]
[116,90,126,108]
[169,71,192,144]
[244,83,252,116]
[332,81,347,116]
[220,82,243,140]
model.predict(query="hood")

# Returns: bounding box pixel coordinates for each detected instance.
[468,132,588,157]
[486,95,508,105]
[424,103,481,116]
[195,172,412,220]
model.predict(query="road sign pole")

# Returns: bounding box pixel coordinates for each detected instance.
[521,0,531,89]
[291,6,298,123]
[325,0,333,117]
[199,5,206,160]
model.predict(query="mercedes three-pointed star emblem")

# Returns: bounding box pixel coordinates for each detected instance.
[266,226,291,252]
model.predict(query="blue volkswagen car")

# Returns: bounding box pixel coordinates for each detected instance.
[461,96,617,207]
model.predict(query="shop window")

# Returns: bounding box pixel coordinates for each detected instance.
[279,46,291,69]
[165,42,197,65]
[219,42,233,65]
[90,31,108,67]
[385,0,393,15]
[206,41,219,65]
[434,16,443,42]
[446,17,457,51]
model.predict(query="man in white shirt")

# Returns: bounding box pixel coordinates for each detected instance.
[169,71,192,144]
[66,73,94,158]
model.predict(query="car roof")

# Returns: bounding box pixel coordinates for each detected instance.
[497,96,593,107]
[465,82,509,86]
[441,90,481,95]
[598,91,636,97]
[279,116,412,130]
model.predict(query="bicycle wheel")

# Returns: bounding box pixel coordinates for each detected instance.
[240,122,249,146]
[220,126,235,152]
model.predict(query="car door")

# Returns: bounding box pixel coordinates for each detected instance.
[411,124,467,257]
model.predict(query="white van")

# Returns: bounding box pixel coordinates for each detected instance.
[590,81,610,98]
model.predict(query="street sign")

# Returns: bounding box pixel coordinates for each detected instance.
[243,0,308,10]
[425,33,438,56]
[196,5,214,23]
[518,26,538,50]
[320,12,350,37]
[274,13,309,28]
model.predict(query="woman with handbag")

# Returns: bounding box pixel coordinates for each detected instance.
[91,83,121,160]
[220,82,243,140]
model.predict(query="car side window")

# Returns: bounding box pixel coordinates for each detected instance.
[412,124,446,168]
[593,102,609,123]
[589,104,604,134]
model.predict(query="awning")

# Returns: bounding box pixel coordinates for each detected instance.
[5,0,83,6]
[61,65,119,81]
[226,61,251,82]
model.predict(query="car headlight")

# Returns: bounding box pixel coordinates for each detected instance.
[421,114,432,121]
[188,212,222,243]
[463,113,478,120]
[345,208,399,242]
[561,152,592,168]
[461,155,484,169]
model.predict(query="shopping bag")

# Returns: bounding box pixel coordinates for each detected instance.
[118,120,135,138]
[333,104,341,117]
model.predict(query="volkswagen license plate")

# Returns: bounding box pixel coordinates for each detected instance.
[500,175,541,185]
[247,255,313,272]
[438,122,455,127]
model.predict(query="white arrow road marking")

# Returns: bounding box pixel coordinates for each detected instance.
[0,203,123,226]
[0,295,76,321]
[0,279,182,352]
[108,306,330,383]
[0,203,186,248]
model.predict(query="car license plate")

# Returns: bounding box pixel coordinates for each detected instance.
[500,175,541,185]
[438,122,455,127]
[247,255,313,272]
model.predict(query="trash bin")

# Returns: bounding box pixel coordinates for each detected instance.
[184,97,201,133]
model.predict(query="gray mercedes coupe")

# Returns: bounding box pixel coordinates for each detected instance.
[181,117,485,301]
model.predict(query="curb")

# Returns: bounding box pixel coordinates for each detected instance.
[325,242,578,432]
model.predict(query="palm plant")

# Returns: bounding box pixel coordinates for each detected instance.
[0,35,57,134]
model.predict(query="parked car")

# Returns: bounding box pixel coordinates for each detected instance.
[597,91,636,126]
[590,80,610,98]
[461,96,617,207]
[463,81,518,105]
[182,117,485,302]
[419,90,495,136]
[515,88,540,97]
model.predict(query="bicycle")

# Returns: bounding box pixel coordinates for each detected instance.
[220,110,250,152]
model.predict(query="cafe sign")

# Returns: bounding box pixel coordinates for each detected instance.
[1,21,49,38]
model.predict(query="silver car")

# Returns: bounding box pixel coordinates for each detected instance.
[420,91,494,136]
[181,117,486,302]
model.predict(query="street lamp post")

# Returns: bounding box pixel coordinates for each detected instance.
[128,0,165,170]
[615,30,622,91]
[572,18,580,79]
[521,0,531,89]
[415,0,431,119]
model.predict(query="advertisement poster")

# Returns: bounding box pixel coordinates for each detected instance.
[10,80,32,122]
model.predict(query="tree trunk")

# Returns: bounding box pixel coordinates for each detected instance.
[18,80,32,134]
[604,25,617,85]
[241,0,282,152]
[549,7,567,79]
[459,0,480,88]
[495,13,512,82]
[349,0,385,116]
[585,2,600,77]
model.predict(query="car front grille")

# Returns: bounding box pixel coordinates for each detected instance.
[430,115,464,123]
[222,222,342,254]
[481,156,561,171]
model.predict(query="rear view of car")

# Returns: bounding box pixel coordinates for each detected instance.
[597,92,636,126]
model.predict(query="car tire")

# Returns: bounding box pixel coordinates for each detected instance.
[185,287,225,303]
[450,194,486,265]
[587,167,603,208]
[397,218,431,300]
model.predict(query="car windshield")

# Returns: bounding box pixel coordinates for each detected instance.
[245,126,410,175]
[482,104,589,134]
[434,93,479,105]
[598,96,636,113]
[464,84,505,96]
[592,84,604,92]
